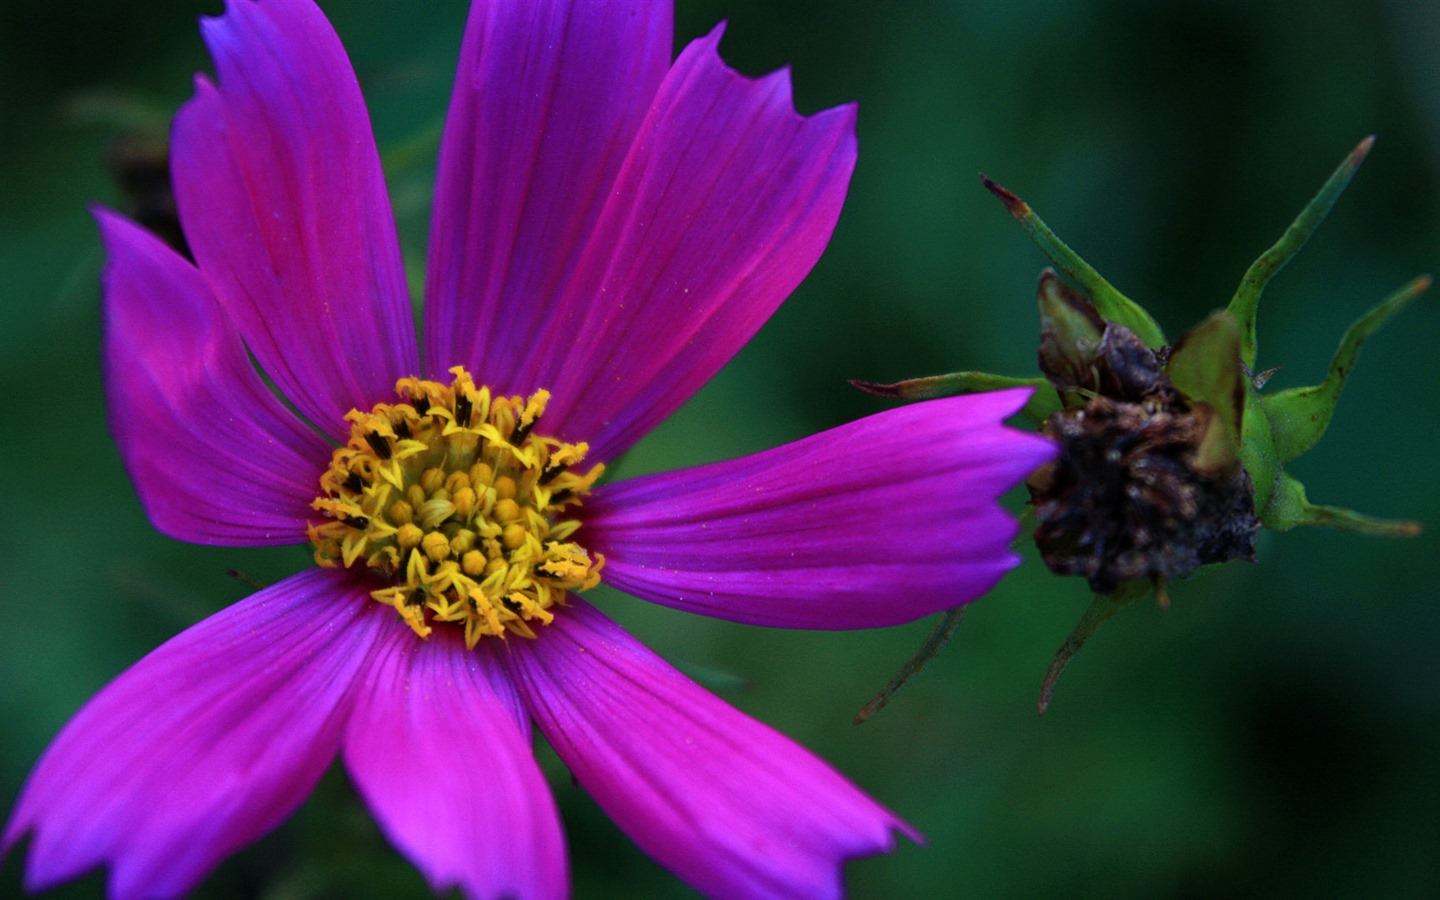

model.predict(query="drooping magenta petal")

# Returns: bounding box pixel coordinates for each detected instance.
[504,599,916,899]
[3,570,388,900]
[424,0,671,385]
[584,390,1057,628]
[502,25,858,461]
[171,0,417,440]
[97,208,331,547]
[344,625,566,900]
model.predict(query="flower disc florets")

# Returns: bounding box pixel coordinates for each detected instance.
[309,366,604,647]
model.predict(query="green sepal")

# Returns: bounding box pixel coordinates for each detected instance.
[1238,389,1280,514]
[1260,274,1432,463]
[850,372,1059,425]
[981,174,1167,349]
[1227,137,1375,369]
[1165,311,1245,475]
[1038,580,1154,714]
[1034,268,1132,410]
[1036,268,1107,396]
[1260,469,1421,536]
[853,606,968,724]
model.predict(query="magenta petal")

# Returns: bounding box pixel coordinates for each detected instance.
[504,600,915,899]
[97,208,331,546]
[584,390,1057,628]
[171,0,417,440]
[343,627,566,900]
[507,25,858,460]
[424,0,671,385]
[3,570,388,900]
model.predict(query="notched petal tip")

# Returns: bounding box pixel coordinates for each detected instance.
[537,13,858,458]
[588,391,1050,631]
[4,574,380,898]
[174,0,419,439]
[505,602,917,898]
[695,18,857,124]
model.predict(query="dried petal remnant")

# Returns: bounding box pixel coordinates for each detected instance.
[310,366,604,646]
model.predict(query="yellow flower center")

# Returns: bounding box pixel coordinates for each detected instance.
[309,366,604,647]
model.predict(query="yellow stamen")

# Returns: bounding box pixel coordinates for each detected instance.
[309,366,604,646]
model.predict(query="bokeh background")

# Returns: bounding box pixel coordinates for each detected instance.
[3,0,1438,896]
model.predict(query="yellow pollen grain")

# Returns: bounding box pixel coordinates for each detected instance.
[308,366,605,648]
[421,467,446,494]
[450,528,476,556]
[421,530,451,564]
[389,499,414,525]
[462,549,486,576]
[501,522,527,550]
[396,523,424,550]
[452,486,477,518]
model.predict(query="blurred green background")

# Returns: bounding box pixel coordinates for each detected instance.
[3,0,1438,897]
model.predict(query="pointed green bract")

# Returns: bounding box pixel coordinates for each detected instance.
[1262,470,1421,535]
[1261,274,1432,463]
[981,174,1167,349]
[854,607,967,724]
[1227,137,1375,369]
[1299,503,1422,536]
[1038,582,1149,714]
[1165,311,1244,475]
[851,372,1058,424]
[861,137,1428,717]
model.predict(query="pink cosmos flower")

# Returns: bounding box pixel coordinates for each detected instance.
[4,1,1055,897]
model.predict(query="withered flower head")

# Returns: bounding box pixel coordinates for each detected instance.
[1027,274,1259,595]
[854,137,1429,718]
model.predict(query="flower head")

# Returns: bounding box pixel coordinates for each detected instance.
[3,1,1053,897]
[857,138,1428,713]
